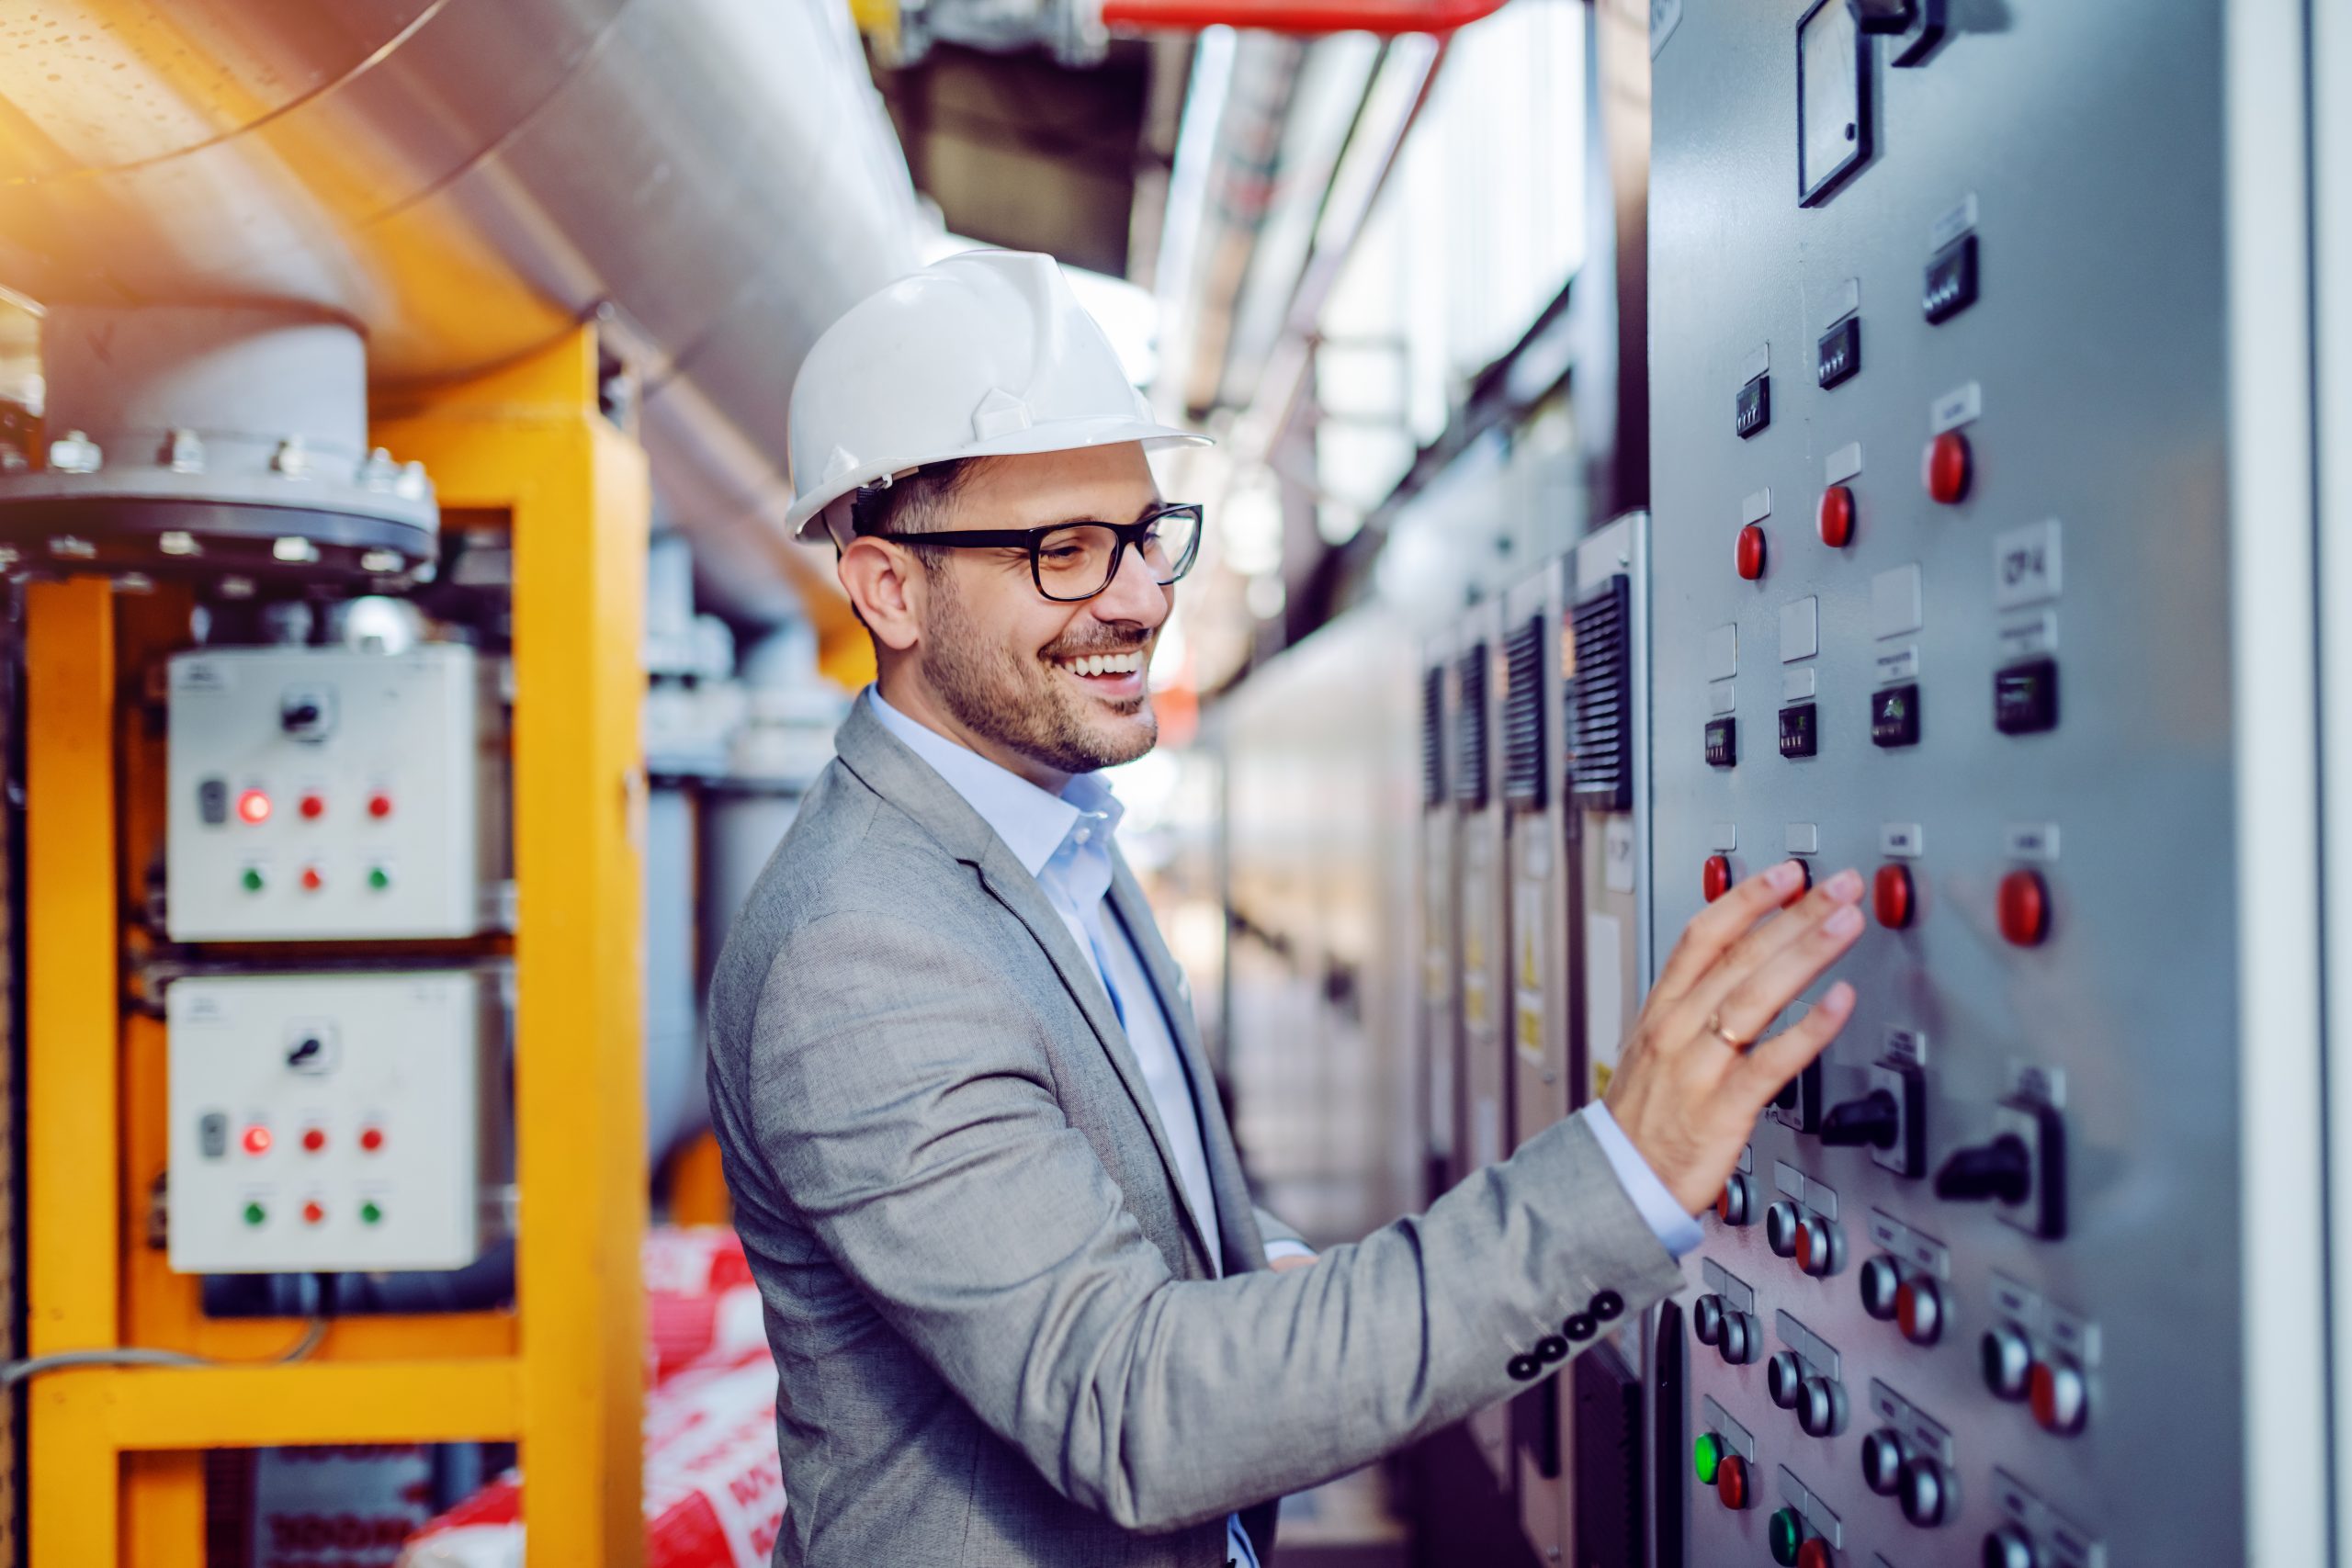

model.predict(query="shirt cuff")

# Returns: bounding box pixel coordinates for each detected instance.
[1578,1101,1705,1258]
[1263,1240,1316,1263]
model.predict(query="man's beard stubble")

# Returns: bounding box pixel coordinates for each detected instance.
[921,571,1157,778]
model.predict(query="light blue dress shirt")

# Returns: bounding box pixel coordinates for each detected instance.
[865,687,1700,1561]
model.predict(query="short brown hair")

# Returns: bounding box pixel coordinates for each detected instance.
[849,459,986,569]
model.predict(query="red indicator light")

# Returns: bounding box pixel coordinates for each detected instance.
[1817,484,1855,547]
[299,794,325,820]
[1702,855,1734,904]
[301,1200,325,1226]
[1715,1453,1750,1510]
[236,789,272,825]
[368,793,394,819]
[1736,524,1767,581]
[242,1125,272,1156]
[359,1126,384,1154]
[1924,430,1972,504]
[1796,1540,1833,1568]
[300,1127,326,1155]
[1998,869,2050,947]
[300,865,324,894]
[1873,863,1914,929]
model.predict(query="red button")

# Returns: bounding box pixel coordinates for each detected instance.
[360,1126,385,1154]
[1715,1453,1749,1510]
[1817,485,1855,547]
[300,1127,326,1154]
[1895,1279,1941,1345]
[236,789,272,825]
[1998,869,2050,946]
[1797,1540,1834,1568]
[1873,864,1914,929]
[1702,855,1734,904]
[300,794,325,820]
[1794,1223,1817,1273]
[1925,430,1972,503]
[300,865,324,893]
[301,1201,325,1226]
[242,1125,272,1156]
[1736,524,1767,581]
[368,792,394,819]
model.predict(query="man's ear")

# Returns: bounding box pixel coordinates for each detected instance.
[838,537,923,653]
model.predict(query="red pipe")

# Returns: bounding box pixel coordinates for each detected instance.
[1097,0,1507,36]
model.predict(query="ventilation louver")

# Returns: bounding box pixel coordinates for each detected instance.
[1502,615,1547,807]
[1453,642,1490,810]
[1570,575,1634,811]
[1420,663,1447,809]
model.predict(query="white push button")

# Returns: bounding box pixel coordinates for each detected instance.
[1871,564,1923,638]
[1781,597,1818,663]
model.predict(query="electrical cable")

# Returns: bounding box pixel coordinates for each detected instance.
[1,1316,328,1388]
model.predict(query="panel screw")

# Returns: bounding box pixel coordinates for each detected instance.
[47,430,102,474]
[271,435,311,478]
[164,428,206,473]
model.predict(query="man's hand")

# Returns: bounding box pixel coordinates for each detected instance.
[1267,1253,1316,1274]
[1603,861,1866,1215]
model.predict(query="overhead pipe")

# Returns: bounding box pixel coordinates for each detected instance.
[1097,0,1510,37]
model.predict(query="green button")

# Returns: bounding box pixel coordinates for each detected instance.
[1768,1506,1804,1566]
[242,1201,266,1227]
[360,1201,382,1226]
[240,867,265,893]
[367,866,391,892]
[1692,1431,1723,1485]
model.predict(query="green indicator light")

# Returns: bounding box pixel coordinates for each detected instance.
[360,1201,383,1226]
[367,866,391,892]
[241,867,265,893]
[242,1201,266,1227]
[1692,1432,1723,1485]
[1768,1507,1804,1566]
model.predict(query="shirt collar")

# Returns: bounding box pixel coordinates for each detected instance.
[866,686,1117,876]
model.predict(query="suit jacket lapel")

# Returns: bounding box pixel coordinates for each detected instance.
[1108,855,1269,1276]
[832,697,1219,1275]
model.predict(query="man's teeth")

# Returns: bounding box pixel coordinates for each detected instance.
[1059,651,1143,677]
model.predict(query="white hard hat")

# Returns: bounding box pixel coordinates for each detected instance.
[785,249,1208,547]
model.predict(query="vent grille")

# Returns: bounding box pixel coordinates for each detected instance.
[1420,663,1447,809]
[1453,641,1490,809]
[1570,575,1634,811]
[1502,615,1547,807]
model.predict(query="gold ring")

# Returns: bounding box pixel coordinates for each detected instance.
[1707,1011,1751,1051]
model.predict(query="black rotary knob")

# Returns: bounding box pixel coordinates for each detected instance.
[1794,1213,1843,1278]
[1693,1294,1725,1346]
[1797,1375,1847,1438]
[1983,1525,2037,1568]
[1765,1200,1803,1257]
[1719,1310,1761,1366]
[1935,1133,2033,1204]
[1716,1172,1756,1226]
[1860,1428,1906,1495]
[1859,1255,1902,1320]
[1820,1088,1901,1149]
[1898,1454,1952,1528]
[1766,1351,1805,1409]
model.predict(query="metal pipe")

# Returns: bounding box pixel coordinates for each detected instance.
[1099,0,1509,38]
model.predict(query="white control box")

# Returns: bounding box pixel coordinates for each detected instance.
[167,970,499,1274]
[166,646,503,942]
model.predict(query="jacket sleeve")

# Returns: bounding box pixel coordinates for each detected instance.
[1253,1205,1310,1256]
[741,908,1686,1532]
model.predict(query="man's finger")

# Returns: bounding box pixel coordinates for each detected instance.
[1690,893,1865,1045]
[1649,860,1810,1006]
[1731,981,1857,1104]
[1674,869,1864,1029]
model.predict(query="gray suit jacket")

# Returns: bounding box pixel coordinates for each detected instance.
[705,695,1686,1567]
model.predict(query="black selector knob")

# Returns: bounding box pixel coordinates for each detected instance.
[1693,1294,1725,1346]
[1898,1454,1952,1528]
[1860,1428,1906,1495]
[1766,1351,1805,1409]
[1716,1172,1756,1226]
[286,1036,326,1071]
[1820,1089,1901,1149]
[1935,1133,2034,1204]
[1858,1255,1902,1320]
[1797,1375,1846,1438]
[1719,1310,1761,1366]
[1765,1200,1803,1257]
[1983,1525,2038,1568]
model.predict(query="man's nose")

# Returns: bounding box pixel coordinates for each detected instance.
[1090,538,1171,626]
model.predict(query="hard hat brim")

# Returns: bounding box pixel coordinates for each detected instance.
[788,415,1211,544]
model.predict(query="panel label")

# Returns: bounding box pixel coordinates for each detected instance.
[1603,817,1636,892]
[1710,679,1737,715]
[1825,441,1863,485]
[1994,518,2064,608]
[1741,487,1773,525]
[1880,822,1925,857]
[1706,623,1739,680]
[2006,822,2062,861]
[1875,645,1920,684]
[1930,192,1981,249]
[1780,597,1819,662]
[1930,380,1983,433]
[1708,822,1739,851]
[1649,0,1684,57]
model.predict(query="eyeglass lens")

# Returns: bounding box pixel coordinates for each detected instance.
[1035,508,1202,601]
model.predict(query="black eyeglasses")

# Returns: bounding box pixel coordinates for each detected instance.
[871,502,1205,604]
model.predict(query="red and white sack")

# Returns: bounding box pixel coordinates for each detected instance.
[643,1225,759,1382]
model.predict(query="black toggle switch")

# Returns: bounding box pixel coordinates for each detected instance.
[1934,1133,2032,1205]
[1820,1089,1901,1150]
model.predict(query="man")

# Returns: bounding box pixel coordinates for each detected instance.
[706,250,1867,1567]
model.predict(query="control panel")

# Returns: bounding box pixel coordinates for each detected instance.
[166,646,502,941]
[1649,4,2245,1563]
[166,970,501,1274]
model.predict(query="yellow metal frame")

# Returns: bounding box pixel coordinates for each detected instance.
[26,328,650,1565]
